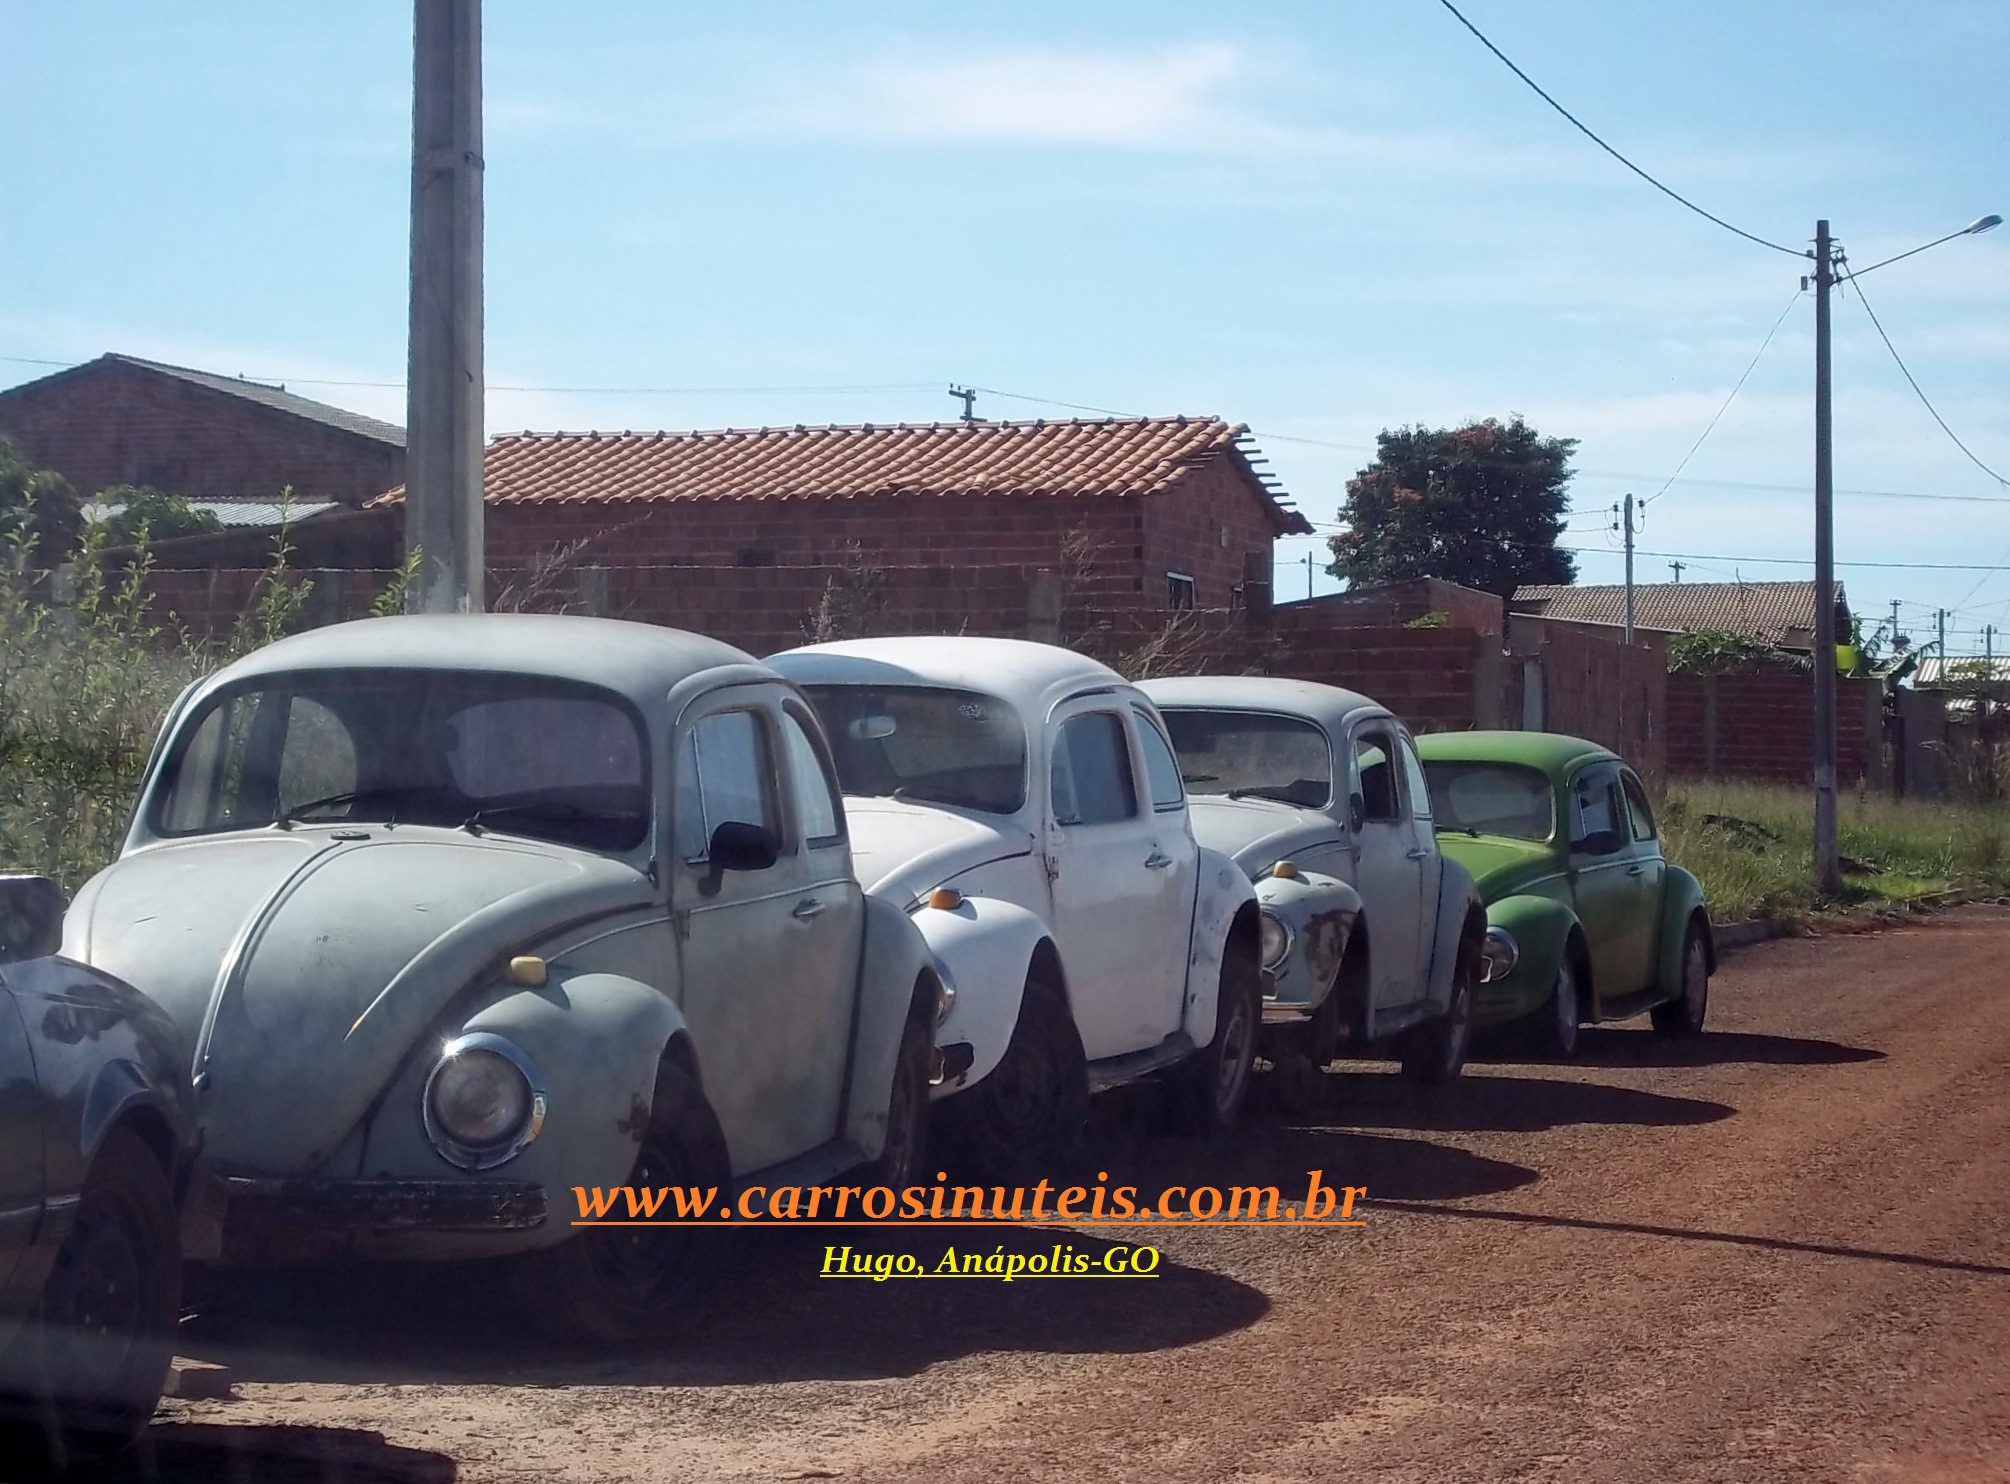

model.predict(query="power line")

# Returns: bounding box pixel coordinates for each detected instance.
[1561,545,2010,573]
[1642,285,1803,505]
[1839,268,2010,490]
[1430,0,1805,258]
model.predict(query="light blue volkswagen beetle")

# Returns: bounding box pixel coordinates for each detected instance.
[63,615,947,1340]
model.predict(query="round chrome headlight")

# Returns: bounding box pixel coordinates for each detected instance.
[423,1033,546,1170]
[1481,926,1520,984]
[1259,911,1293,970]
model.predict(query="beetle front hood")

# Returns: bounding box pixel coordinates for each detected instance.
[1433,834,1558,901]
[63,828,653,1175]
[840,797,1032,903]
[1184,795,1340,877]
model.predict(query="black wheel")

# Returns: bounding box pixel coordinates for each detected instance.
[1651,920,1710,1038]
[1531,953,1583,1060]
[940,971,1087,1179]
[862,1010,931,1191]
[1168,943,1260,1134]
[0,1129,180,1474]
[1400,936,1477,1084]
[510,1059,729,1344]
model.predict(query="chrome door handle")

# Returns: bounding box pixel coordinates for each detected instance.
[1144,852,1174,870]
[792,897,828,921]
[1406,847,1431,861]
[1625,864,1644,877]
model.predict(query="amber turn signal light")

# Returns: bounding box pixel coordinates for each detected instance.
[1271,861,1301,880]
[926,888,965,911]
[506,955,549,987]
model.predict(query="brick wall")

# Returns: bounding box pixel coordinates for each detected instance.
[1138,458,1292,609]
[1289,578,1507,637]
[1666,665,1879,784]
[0,359,404,505]
[1510,617,1669,790]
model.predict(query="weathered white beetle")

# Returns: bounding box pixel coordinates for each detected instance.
[1141,677,1487,1088]
[64,615,945,1339]
[768,637,1263,1168]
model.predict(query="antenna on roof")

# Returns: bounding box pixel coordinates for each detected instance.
[948,385,978,423]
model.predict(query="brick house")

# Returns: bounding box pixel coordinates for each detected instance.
[370,415,1309,615]
[0,353,406,529]
[1513,579,1849,655]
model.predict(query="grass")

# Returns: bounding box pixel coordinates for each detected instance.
[1661,779,2010,924]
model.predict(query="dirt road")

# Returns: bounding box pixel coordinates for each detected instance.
[89,906,2010,1483]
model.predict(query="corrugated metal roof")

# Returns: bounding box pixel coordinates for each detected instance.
[1914,655,2010,687]
[1514,580,1841,646]
[105,354,406,448]
[87,497,342,531]
[371,416,1309,532]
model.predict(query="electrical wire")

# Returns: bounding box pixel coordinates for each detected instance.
[1430,0,1805,258]
[1642,285,1803,505]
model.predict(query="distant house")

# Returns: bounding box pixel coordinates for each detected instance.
[1513,579,1850,654]
[0,353,406,535]
[373,414,1310,611]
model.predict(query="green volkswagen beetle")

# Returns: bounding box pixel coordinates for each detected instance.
[1413,732,1712,1057]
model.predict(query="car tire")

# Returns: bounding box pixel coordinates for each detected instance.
[941,970,1087,1179]
[1399,937,1477,1085]
[1168,943,1260,1134]
[1531,954,1583,1060]
[861,1010,931,1192]
[0,1129,181,1474]
[512,1059,730,1345]
[1651,920,1710,1039]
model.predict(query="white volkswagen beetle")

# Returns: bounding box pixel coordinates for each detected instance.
[768,637,1264,1170]
[63,616,945,1340]
[1141,677,1488,1088]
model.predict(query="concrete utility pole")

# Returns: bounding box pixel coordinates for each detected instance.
[949,385,978,422]
[1669,559,1685,583]
[1890,600,1904,650]
[406,0,485,613]
[1811,219,1840,895]
[1938,609,1948,667]
[1617,493,1638,643]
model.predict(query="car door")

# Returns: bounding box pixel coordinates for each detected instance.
[1395,730,1447,982]
[0,976,40,1291]
[1345,719,1426,1026]
[1566,763,1657,1003]
[1131,704,1202,1032]
[1618,767,1670,984]
[672,688,860,1175]
[1043,698,1188,1060]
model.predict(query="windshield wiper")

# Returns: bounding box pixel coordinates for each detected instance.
[1226,786,1301,804]
[461,802,619,836]
[276,789,398,827]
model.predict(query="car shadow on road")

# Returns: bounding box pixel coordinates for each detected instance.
[71,1422,454,1484]
[1560,1026,1886,1068]
[1267,1068,1735,1135]
[175,1218,1269,1390]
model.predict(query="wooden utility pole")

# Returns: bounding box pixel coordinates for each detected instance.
[406,0,485,613]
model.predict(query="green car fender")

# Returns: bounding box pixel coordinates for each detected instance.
[1652,864,1715,999]
[1478,893,1580,1022]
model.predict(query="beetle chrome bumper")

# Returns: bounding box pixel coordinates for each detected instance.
[219,1176,548,1260]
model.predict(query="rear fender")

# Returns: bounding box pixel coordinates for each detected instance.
[907,893,1052,1096]
[1182,847,1258,1046]
[1254,869,1362,1013]
[1654,865,1714,996]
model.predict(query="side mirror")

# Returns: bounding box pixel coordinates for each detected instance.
[1348,794,1366,833]
[708,821,780,874]
[0,875,66,964]
[1573,827,1623,858]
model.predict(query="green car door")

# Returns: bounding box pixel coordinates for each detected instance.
[1564,762,1658,1004]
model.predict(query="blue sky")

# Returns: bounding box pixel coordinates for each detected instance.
[4,1,2006,653]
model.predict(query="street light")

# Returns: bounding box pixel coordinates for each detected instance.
[1809,210,2000,895]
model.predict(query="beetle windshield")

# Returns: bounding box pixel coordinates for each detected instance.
[799,684,1027,814]
[153,670,650,851]
[1421,762,1555,842]
[1159,709,1332,809]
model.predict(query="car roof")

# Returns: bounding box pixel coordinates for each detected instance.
[201,614,765,704]
[769,636,1129,715]
[1412,729,1620,775]
[1138,675,1390,734]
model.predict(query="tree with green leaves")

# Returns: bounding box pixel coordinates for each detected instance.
[1326,417,1577,599]
[0,436,82,568]
[93,485,223,546]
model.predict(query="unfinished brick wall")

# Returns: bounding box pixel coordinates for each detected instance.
[1666,666,1879,785]
[1518,620,1669,790]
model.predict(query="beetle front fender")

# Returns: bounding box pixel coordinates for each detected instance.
[1183,847,1259,1046]
[1654,865,1713,994]
[907,893,1051,1097]
[1480,894,1579,1022]
[847,895,946,1158]
[1254,870,1362,1013]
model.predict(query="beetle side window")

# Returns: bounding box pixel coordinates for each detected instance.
[1571,768,1624,850]
[1397,735,1433,824]
[1132,710,1186,813]
[781,708,845,847]
[1352,729,1401,822]
[1051,713,1138,826]
[676,709,780,863]
[1621,771,1658,842]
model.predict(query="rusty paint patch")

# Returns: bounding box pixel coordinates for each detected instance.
[1302,907,1355,986]
[616,1093,650,1142]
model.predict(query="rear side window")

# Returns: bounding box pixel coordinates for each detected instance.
[781,709,844,846]
[1133,711,1186,813]
[1051,713,1138,827]
[1621,771,1657,841]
